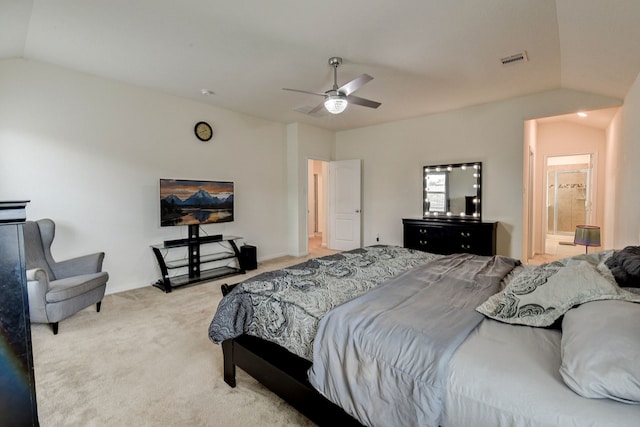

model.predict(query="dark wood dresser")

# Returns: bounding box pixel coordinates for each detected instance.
[403,218,497,256]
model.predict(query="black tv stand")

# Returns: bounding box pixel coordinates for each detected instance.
[164,231,223,248]
[152,225,244,292]
[198,234,223,243]
[163,237,190,248]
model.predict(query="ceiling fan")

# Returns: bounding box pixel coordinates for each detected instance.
[283,57,381,115]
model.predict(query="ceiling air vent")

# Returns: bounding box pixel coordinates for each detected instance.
[500,51,528,66]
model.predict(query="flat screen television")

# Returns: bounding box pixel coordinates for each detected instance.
[160,179,234,226]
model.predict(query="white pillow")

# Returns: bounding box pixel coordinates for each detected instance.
[560,300,640,403]
[476,261,640,327]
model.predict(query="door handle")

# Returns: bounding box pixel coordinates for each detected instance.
[355,209,361,213]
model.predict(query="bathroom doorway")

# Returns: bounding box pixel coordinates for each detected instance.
[523,107,618,265]
[545,154,592,256]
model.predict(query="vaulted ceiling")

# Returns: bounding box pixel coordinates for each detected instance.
[2,0,639,130]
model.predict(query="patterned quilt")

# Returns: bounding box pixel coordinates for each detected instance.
[208,245,441,360]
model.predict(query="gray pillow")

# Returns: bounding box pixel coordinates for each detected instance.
[560,300,640,403]
[476,261,640,327]
[605,246,640,287]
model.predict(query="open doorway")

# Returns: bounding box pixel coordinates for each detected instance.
[523,107,618,265]
[544,154,592,258]
[307,159,328,256]
[306,158,362,257]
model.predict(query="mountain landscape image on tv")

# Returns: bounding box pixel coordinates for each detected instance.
[160,179,234,226]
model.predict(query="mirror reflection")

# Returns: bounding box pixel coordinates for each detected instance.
[423,162,482,220]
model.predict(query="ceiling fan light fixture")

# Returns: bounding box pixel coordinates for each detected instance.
[283,56,379,116]
[324,94,348,114]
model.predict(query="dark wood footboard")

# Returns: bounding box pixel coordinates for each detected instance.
[222,334,363,426]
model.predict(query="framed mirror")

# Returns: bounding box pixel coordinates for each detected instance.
[423,162,482,220]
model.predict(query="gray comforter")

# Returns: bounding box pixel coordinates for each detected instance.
[208,246,441,360]
[307,253,519,427]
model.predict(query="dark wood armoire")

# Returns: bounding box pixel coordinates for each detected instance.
[0,201,39,426]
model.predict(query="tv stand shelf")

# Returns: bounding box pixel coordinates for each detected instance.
[163,250,236,269]
[151,230,244,292]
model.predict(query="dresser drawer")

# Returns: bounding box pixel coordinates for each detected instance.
[403,223,448,253]
[452,226,494,255]
[403,219,497,256]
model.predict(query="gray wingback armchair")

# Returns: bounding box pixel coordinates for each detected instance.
[23,219,109,334]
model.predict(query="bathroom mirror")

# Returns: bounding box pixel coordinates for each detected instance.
[423,162,482,220]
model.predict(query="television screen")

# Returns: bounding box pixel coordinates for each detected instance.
[160,179,234,226]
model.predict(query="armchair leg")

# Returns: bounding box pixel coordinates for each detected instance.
[52,322,59,335]
[96,301,102,312]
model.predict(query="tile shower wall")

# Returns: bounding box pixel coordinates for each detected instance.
[547,165,588,235]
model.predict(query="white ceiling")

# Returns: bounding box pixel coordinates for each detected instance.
[536,107,620,130]
[2,0,639,131]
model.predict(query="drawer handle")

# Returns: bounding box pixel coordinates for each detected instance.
[420,240,428,245]
[460,232,471,237]
[461,244,471,249]
[419,229,428,234]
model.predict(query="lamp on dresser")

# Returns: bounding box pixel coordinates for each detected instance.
[574,225,601,254]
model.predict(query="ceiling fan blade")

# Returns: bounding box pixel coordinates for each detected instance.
[283,88,326,97]
[346,94,381,109]
[338,74,373,96]
[308,101,326,115]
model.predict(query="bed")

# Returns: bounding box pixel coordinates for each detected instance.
[208,244,640,427]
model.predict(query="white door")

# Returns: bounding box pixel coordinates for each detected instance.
[328,159,362,250]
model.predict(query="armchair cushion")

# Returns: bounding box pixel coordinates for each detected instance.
[46,272,109,303]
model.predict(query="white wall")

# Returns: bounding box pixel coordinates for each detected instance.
[0,59,289,294]
[335,89,623,259]
[604,110,623,248]
[2,58,637,295]
[286,123,334,256]
[522,120,538,260]
[613,71,640,246]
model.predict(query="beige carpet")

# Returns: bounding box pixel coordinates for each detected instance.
[31,251,335,427]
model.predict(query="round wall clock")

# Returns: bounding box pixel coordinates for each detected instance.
[194,121,213,142]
